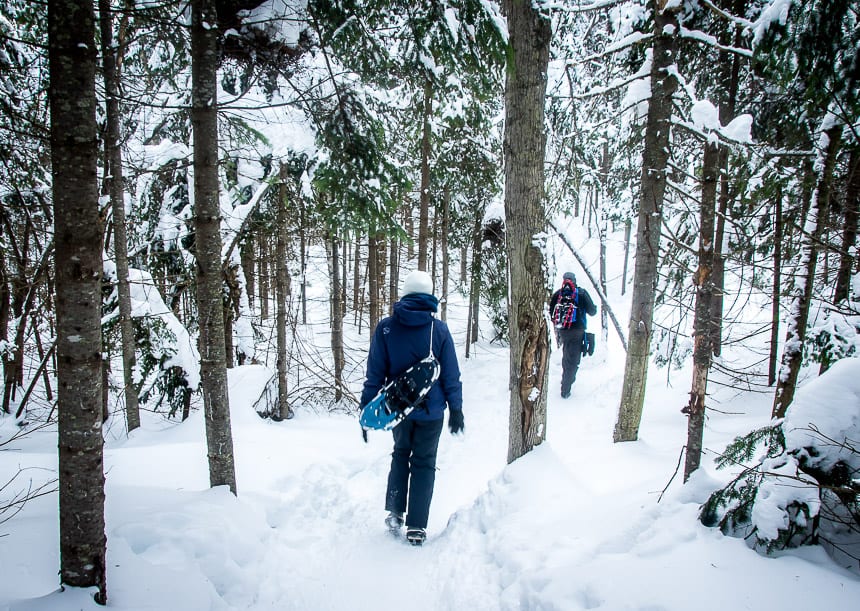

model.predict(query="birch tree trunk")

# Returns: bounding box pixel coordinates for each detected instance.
[773,123,843,418]
[49,0,106,598]
[502,0,551,464]
[191,0,236,493]
[613,2,679,442]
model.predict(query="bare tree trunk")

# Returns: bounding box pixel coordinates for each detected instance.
[342,238,348,316]
[389,234,399,313]
[329,231,344,402]
[768,187,783,386]
[191,0,236,493]
[621,218,631,296]
[368,234,379,331]
[711,13,744,357]
[417,81,432,271]
[49,0,106,598]
[466,215,483,355]
[834,148,860,304]
[502,0,551,464]
[376,233,387,314]
[406,208,415,261]
[259,232,269,319]
[300,196,308,324]
[599,142,609,339]
[613,3,679,443]
[684,139,720,481]
[98,0,139,431]
[275,168,292,419]
[773,125,843,418]
[0,256,9,403]
[353,239,361,314]
[240,238,255,309]
[440,186,450,322]
[223,290,234,368]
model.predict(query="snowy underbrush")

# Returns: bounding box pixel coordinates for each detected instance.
[701,357,860,572]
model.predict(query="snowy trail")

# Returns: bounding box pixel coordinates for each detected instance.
[239,343,513,610]
[4,327,860,610]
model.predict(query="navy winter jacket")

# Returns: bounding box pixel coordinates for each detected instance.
[360,293,463,421]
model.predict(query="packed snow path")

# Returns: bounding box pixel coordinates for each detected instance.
[3,341,859,610]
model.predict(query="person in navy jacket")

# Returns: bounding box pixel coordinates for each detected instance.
[360,270,463,545]
[549,271,597,398]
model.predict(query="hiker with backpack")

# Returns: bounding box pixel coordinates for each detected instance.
[360,270,464,545]
[549,271,597,398]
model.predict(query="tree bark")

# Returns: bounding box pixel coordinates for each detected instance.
[49,0,106,599]
[368,233,379,331]
[621,218,631,296]
[684,139,720,481]
[329,231,344,402]
[710,18,743,359]
[275,167,292,419]
[502,0,551,464]
[259,234,269,320]
[99,0,140,431]
[833,148,860,304]
[299,196,308,324]
[191,0,236,493]
[768,186,783,386]
[389,233,399,314]
[613,3,679,443]
[240,238,255,309]
[467,215,483,354]
[773,124,843,418]
[417,80,432,271]
[440,185,450,322]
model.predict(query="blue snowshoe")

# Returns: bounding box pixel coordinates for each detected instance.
[359,354,440,440]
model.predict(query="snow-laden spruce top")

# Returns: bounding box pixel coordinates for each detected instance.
[784,357,860,474]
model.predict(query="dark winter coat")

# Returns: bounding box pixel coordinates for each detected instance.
[549,284,597,330]
[360,293,463,421]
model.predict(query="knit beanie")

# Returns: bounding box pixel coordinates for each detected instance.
[402,270,434,297]
[563,271,576,285]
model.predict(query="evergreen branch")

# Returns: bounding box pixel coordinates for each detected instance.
[677,26,752,58]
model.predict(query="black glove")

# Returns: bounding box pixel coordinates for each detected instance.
[448,409,464,435]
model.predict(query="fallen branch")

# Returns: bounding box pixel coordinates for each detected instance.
[549,221,628,351]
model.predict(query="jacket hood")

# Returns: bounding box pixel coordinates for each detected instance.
[393,293,438,327]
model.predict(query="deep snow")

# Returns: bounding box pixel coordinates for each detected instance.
[2,223,859,610]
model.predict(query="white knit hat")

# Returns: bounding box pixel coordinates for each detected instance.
[402,270,433,297]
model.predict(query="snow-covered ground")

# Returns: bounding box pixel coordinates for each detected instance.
[2,328,859,609]
[2,222,859,610]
